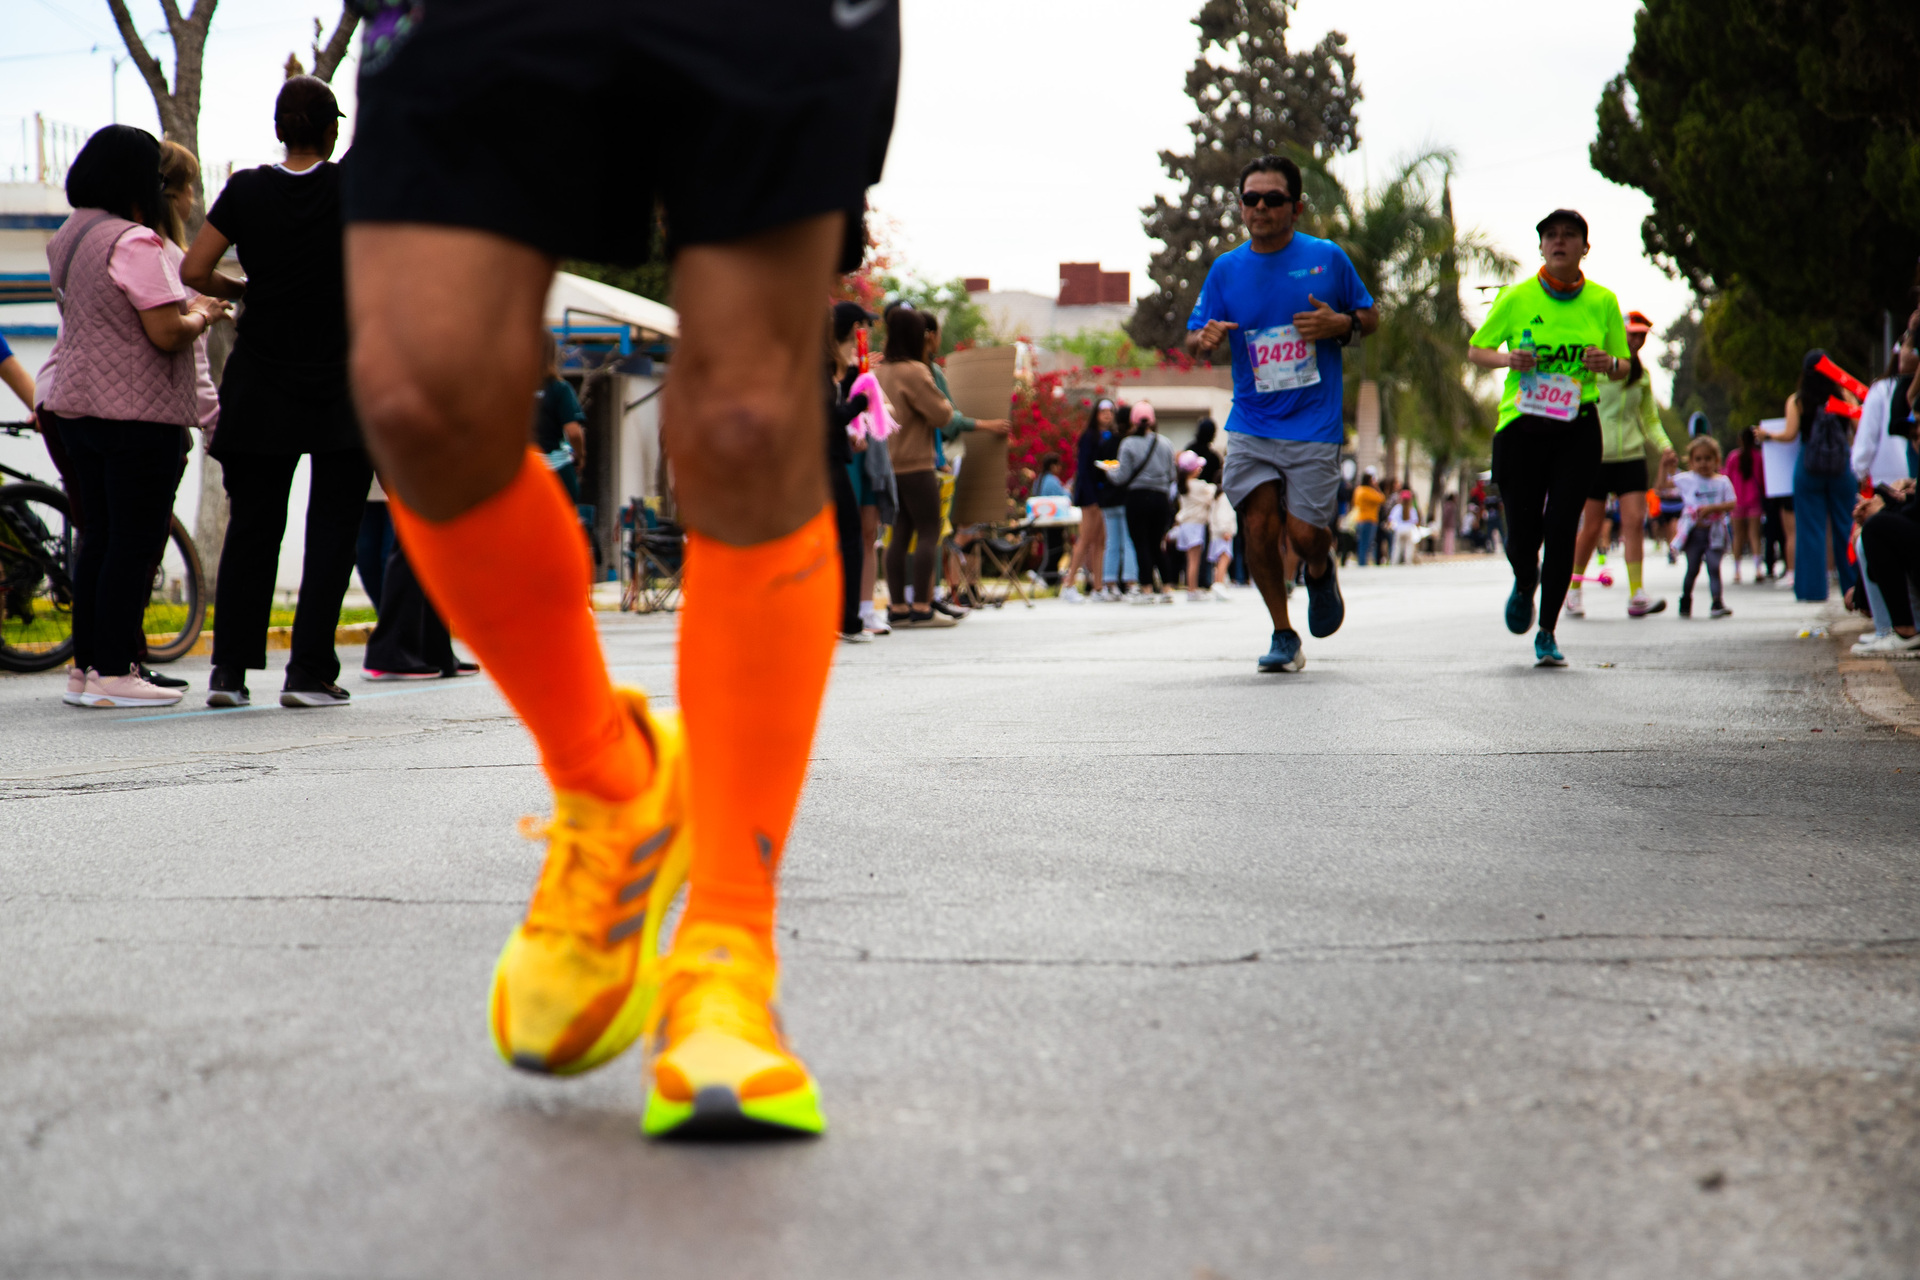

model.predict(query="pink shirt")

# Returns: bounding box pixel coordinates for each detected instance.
[1725,451,1764,517]
[105,225,186,312]
[159,239,219,430]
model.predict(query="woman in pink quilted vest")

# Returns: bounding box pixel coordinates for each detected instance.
[39,125,229,708]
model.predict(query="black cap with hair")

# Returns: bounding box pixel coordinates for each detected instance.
[1535,208,1589,239]
[831,300,876,343]
[276,75,344,152]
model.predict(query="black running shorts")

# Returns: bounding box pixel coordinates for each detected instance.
[1587,457,1649,502]
[342,0,899,271]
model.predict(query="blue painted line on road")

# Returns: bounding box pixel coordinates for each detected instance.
[115,678,480,724]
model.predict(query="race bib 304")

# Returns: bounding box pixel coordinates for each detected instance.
[1518,371,1581,421]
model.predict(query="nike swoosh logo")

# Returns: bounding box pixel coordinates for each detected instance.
[832,0,888,29]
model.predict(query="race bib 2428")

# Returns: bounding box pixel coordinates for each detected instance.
[1247,324,1321,394]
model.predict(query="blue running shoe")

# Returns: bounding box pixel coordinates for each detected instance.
[1258,628,1305,673]
[1534,629,1567,667]
[1304,555,1344,638]
[1505,582,1536,635]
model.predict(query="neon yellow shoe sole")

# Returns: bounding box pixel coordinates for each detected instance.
[642,1079,825,1139]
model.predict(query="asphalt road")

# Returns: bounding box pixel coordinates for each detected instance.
[2,553,1915,1280]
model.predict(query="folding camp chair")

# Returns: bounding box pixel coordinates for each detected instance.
[620,505,684,613]
[950,518,1041,609]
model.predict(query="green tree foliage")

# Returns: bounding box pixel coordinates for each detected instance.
[1300,150,1514,499]
[1592,0,1920,418]
[1129,0,1360,351]
[884,277,991,356]
[1050,329,1159,372]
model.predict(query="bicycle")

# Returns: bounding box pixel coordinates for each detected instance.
[0,423,206,673]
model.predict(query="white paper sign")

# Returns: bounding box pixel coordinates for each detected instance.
[1760,421,1797,498]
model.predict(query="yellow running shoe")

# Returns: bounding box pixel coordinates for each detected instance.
[641,922,824,1138]
[488,687,690,1076]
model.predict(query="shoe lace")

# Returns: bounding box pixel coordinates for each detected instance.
[657,946,779,1047]
[518,814,634,936]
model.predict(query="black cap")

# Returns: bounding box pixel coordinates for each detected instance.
[1535,208,1589,238]
[831,300,876,342]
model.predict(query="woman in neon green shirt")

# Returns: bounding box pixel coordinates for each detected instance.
[1566,309,1676,620]
[1467,208,1630,667]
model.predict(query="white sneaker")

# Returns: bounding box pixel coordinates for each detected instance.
[1851,632,1920,656]
[1564,588,1584,618]
[1186,589,1204,602]
[1210,581,1230,601]
[1061,586,1088,604]
[1157,591,1174,604]
[80,669,184,708]
[1130,589,1157,605]
[63,666,88,706]
[839,629,873,644]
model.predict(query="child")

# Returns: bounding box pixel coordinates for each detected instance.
[1208,476,1238,598]
[1172,450,1214,601]
[1673,436,1738,618]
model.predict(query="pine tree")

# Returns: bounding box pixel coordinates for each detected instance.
[1129,0,1361,352]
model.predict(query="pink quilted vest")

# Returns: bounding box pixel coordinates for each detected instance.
[42,211,196,427]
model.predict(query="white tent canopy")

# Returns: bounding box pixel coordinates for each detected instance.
[544,270,678,342]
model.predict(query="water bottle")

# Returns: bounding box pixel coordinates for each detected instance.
[1517,328,1538,397]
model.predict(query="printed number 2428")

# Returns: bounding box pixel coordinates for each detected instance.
[1257,339,1309,363]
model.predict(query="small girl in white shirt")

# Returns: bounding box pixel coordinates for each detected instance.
[1673,436,1738,618]
[1171,451,1215,601]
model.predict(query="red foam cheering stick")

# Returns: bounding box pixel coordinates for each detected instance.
[856,326,870,375]
[1815,354,1868,402]
[1824,395,1863,421]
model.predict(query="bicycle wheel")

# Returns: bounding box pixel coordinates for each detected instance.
[142,515,205,663]
[0,481,77,673]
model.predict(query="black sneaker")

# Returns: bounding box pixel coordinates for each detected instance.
[931,598,969,620]
[281,668,351,708]
[1678,596,1692,618]
[1505,581,1536,635]
[206,665,250,708]
[1304,554,1344,638]
[138,665,189,689]
[440,660,481,678]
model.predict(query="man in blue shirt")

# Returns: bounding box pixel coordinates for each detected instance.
[1187,155,1377,673]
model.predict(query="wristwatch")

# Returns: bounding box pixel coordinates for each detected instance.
[1337,310,1361,347]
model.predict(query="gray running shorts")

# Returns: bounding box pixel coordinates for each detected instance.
[1221,434,1341,526]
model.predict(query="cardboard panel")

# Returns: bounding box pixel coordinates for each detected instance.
[945,347,1019,526]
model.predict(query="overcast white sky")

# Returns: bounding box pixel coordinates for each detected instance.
[4,0,1687,395]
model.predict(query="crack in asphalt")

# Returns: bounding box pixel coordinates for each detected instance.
[795,932,1920,970]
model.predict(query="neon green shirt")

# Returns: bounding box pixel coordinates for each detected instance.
[1470,276,1630,430]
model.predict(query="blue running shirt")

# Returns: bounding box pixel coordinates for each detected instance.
[1187,234,1372,443]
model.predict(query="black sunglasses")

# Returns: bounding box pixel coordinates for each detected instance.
[1240,190,1297,208]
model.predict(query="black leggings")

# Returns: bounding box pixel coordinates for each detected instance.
[885,470,943,610]
[1124,488,1172,589]
[830,460,863,634]
[1680,524,1724,602]
[1490,409,1601,632]
[56,415,186,677]
[212,448,372,681]
[1861,511,1920,630]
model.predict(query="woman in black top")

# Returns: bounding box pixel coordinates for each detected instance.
[181,75,372,709]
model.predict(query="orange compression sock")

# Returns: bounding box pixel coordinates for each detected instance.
[389,451,648,803]
[677,507,840,950]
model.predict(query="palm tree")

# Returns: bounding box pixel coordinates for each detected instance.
[1296,149,1513,508]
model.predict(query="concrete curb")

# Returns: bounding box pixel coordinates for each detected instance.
[1830,616,1920,735]
[175,623,375,659]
